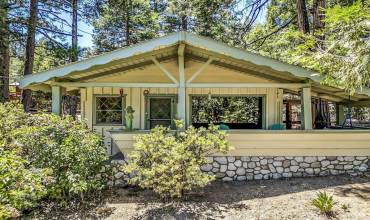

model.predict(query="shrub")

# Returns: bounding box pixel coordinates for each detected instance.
[0,146,47,219]
[124,120,232,198]
[15,113,108,200]
[0,101,108,219]
[311,192,334,216]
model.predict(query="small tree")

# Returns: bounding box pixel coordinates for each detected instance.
[124,120,231,198]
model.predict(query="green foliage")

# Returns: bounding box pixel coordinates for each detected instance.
[0,146,47,219]
[311,192,335,216]
[124,120,232,198]
[0,102,108,218]
[15,113,108,199]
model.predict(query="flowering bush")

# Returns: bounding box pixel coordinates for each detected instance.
[124,120,232,198]
[0,102,108,218]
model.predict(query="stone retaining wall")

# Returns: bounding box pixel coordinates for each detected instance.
[102,156,370,186]
[201,156,369,181]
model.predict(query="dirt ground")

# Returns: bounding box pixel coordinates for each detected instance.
[35,175,370,220]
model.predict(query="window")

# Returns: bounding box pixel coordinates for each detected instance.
[191,95,263,129]
[95,96,124,125]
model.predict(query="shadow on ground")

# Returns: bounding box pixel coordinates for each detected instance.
[103,174,370,219]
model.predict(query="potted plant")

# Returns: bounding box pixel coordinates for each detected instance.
[125,106,135,130]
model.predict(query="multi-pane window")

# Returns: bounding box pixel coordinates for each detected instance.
[95,96,124,125]
[191,96,263,129]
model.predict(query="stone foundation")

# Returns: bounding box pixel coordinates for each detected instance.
[201,156,369,181]
[101,156,369,186]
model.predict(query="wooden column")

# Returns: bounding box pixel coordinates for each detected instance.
[51,86,62,115]
[177,44,186,126]
[301,87,312,130]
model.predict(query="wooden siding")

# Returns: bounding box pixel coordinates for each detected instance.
[109,130,370,156]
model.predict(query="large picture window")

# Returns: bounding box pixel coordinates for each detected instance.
[95,96,124,125]
[191,95,263,129]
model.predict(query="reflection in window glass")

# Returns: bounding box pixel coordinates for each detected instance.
[191,96,262,129]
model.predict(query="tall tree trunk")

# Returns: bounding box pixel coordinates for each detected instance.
[296,0,310,34]
[0,1,9,102]
[70,0,78,118]
[125,0,131,46]
[71,0,78,62]
[22,0,38,112]
[312,0,326,36]
[181,15,187,31]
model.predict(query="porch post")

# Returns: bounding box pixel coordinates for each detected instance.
[51,85,62,115]
[177,44,186,126]
[336,103,345,126]
[301,87,312,130]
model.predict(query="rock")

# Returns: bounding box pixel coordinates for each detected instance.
[248,162,256,168]
[254,174,263,180]
[300,163,310,168]
[201,164,212,172]
[344,156,355,161]
[234,160,242,167]
[276,167,284,173]
[290,166,299,172]
[353,160,362,166]
[356,156,367,160]
[261,170,270,175]
[268,159,274,163]
[226,170,236,177]
[304,157,317,163]
[213,162,220,168]
[268,164,276,173]
[273,161,282,167]
[228,156,236,163]
[236,176,247,181]
[115,179,127,187]
[305,168,314,175]
[214,157,227,165]
[326,156,337,161]
[344,165,353,170]
[212,168,219,173]
[242,162,249,168]
[260,159,268,165]
[274,156,285,161]
[114,172,124,179]
[272,173,282,179]
[295,157,304,162]
[263,174,270,180]
[236,168,246,175]
[311,162,321,168]
[222,177,233,181]
[321,160,330,167]
[335,165,344,170]
[282,172,292,178]
[216,172,225,178]
[359,165,368,172]
[228,163,237,171]
[291,160,298,166]
[282,160,291,168]
[220,165,227,172]
[251,157,260,161]
[246,174,254,180]
[318,156,326,161]
[107,181,114,187]
[241,156,250,162]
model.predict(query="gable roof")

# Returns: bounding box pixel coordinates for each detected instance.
[19,31,370,99]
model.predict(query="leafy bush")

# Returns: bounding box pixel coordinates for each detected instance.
[0,146,47,219]
[124,120,231,198]
[311,192,334,216]
[0,102,108,218]
[15,113,108,200]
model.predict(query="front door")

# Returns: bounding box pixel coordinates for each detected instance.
[146,96,175,129]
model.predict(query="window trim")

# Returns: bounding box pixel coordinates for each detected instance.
[189,94,266,129]
[93,94,126,126]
